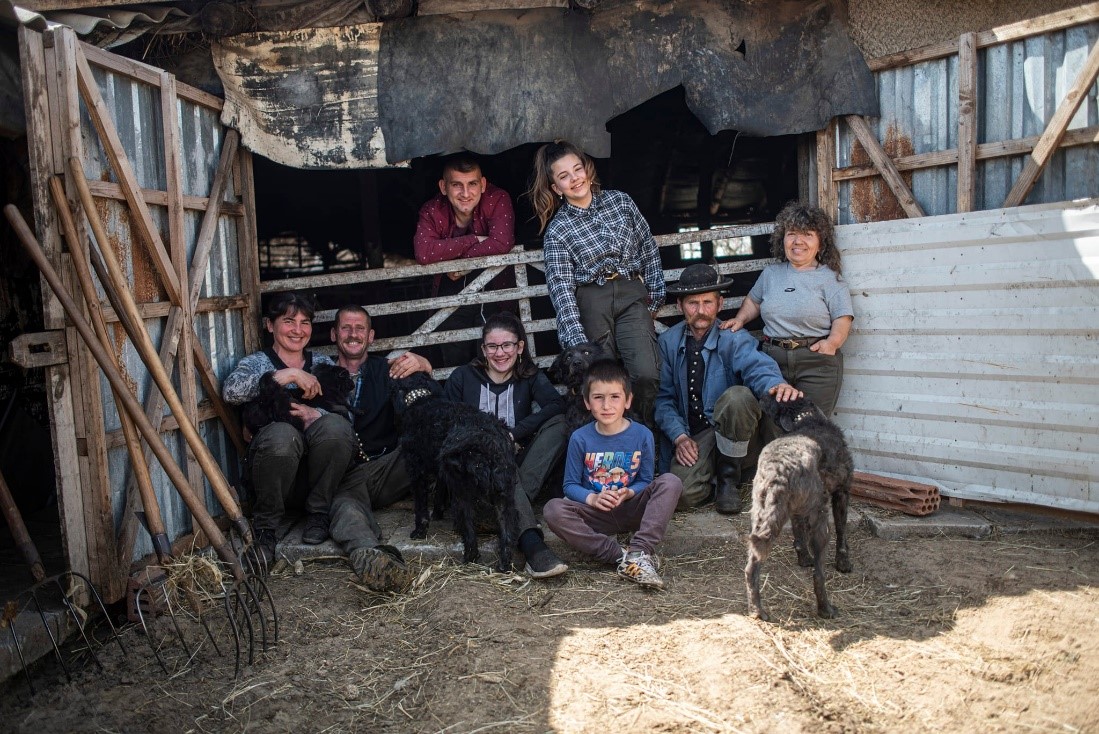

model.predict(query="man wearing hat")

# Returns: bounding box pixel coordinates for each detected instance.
[654,264,801,513]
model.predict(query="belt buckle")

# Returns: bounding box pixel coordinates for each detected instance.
[772,338,797,350]
[604,271,620,281]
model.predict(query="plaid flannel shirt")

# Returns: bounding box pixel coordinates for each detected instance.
[543,190,665,348]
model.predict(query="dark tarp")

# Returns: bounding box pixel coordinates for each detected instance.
[378,0,878,162]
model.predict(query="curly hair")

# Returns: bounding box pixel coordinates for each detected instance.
[528,140,601,234]
[770,202,843,277]
[472,311,538,379]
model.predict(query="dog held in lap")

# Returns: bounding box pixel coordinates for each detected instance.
[241,362,355,435]
[549,341,604,432]
[745,393,853,621]
[391,372,520,572]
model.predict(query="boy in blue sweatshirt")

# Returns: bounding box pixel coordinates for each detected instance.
[543,359,684,588]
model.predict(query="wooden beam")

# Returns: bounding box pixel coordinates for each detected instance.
[844,115,925,218]
[956,32,978,214]
[816,120,837,220]
[73,46,182,306]
[81,41,222,111]
[868,2,1099,71]
[237,149,262,355]
[831,125,1099,181]
[1003,37,1099,208]
[84,178,246,216]
[418,0,566,14]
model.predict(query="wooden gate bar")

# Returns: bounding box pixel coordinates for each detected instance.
[844,114,925,218]
[956,32,978,214]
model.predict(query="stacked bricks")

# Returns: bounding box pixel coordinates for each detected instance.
[850,472,941,516]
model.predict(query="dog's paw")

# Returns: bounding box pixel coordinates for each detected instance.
[462,547,480,564]
[796,550,814,568]
[750,608,771,623]
[410,527,428,540]
[817,603,838,619]
[835,554,853,574]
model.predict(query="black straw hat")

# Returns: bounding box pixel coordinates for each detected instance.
[666,264,735,297]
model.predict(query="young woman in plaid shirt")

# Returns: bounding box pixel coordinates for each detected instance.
[530,140,666,427]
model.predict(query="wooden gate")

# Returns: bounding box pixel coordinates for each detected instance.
[14,26,258,601]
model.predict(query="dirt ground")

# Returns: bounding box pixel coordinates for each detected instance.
[2,513,1098,734]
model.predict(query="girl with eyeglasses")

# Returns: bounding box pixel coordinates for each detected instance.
[443,311,570,579]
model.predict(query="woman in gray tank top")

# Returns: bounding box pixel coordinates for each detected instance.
[720,202,854,416]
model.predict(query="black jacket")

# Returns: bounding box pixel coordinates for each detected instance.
[443,363,564,444]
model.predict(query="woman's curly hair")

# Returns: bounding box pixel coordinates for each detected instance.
[770,202,842,277]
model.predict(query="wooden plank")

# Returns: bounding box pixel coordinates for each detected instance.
[868,2,1099,71]
[103,402,216,446]
[816,120,837,220]
[99,294,250,323]
[85,178,246,216]
[73,44,182,306]
[832,125,1099,181]
[18,28,64,330]
[844,115,925,218]
[237,148,262,355]
[956,32,978,214]
[80,41,223,111]
[54,27,120,599]
[20,27,90,582]
[160,71,205,517]
[1003,37,1099,208]
[6,330,67,368]
[512,262,535,358]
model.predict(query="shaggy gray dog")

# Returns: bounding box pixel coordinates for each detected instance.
[745,394,853,621]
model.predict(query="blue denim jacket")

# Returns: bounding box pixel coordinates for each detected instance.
[654,322,783,472]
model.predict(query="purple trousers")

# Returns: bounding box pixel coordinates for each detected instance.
[543,473,684,563]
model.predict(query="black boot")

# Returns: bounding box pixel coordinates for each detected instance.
[714,454,742,514]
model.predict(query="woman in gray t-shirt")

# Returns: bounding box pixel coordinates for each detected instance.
[720,202,854,416]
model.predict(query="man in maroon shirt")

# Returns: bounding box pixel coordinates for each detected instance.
[414,155,515,366]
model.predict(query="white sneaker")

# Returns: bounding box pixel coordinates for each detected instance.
[616,550,664,589]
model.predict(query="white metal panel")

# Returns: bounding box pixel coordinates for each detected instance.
[834,200,1099,512]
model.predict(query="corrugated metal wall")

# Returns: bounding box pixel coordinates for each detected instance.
[837,22,1099,223]
[834,201,1099,512]
[79,65,246,560]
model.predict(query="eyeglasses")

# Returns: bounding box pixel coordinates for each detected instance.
[482,341,519,354]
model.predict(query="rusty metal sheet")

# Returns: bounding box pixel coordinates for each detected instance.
[213,23,391,169]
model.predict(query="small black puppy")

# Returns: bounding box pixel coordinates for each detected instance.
[745,393,853,622]
[391,372,520,571]
[548,341,604,431]
[241,362,355,435]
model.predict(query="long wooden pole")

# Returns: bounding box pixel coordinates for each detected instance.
[3,204,245,581]
[0,468,45,582]
[65,159,251,544]
[48,176,172,563]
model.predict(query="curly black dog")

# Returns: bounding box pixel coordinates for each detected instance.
[391,372,520,572]
[241,362,355,435]
[745,393,853,621]
[548,341,604,431]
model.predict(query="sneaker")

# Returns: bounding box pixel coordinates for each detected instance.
[523,545,568,579]
[617,550,664,589]
[350,545,412,593]
[245,528,277,575]
[302,512,329,545]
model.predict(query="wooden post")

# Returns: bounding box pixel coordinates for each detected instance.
[816,119,837,220]
[957,32,978,213]
[845,114,926,218]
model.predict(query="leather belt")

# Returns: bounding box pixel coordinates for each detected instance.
[602,271,639,282]
[763,336,823,350]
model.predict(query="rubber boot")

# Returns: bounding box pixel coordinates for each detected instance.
[714,454,742,514]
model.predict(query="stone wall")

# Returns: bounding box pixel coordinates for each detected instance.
[847,0,1091,59]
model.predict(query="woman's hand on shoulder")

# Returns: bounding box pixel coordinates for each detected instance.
[718,317,745,332]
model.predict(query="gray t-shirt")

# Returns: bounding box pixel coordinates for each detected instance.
[748,262,854,338]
